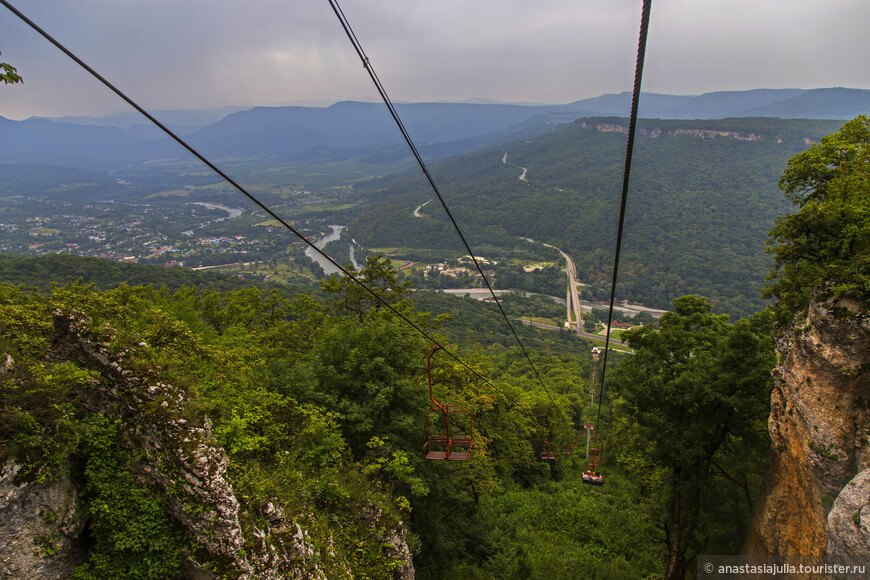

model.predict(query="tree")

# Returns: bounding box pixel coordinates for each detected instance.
[321,254,413,320]
[633,310,656,326]
[582,317,598,333]
[764,115,870,326]
[609,296,775,579]
[1,51,22,84]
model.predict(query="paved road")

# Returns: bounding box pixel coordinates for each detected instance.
[541,241,585,336]
[530,239,665,333]
[520,319,628,347]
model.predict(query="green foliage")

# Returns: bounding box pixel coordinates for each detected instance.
[609,296,775,577]
[0,253,313,296]
[0,285,53,359]
[498,291,565,322]
[589,307,611,323]
[73,416,188,580]
[410,290,589,356]
[363,436,429,500]
[351,117,843,319]
[493,265,565,296]
[0,52,22,84]
[0,281,413,577]
[0,257,773,578]
[0,359,90,482]
[473,474,660,579]
[321,253,415,320]
[765,115,870,326]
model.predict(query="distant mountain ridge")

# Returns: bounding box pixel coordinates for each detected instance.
[2,88,868,170]
[560,89,806,118]
[30,106,250,129]
[560,88,870,120]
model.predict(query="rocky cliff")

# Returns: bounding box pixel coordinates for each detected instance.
[747,295,870,565]
[0,310,415,579]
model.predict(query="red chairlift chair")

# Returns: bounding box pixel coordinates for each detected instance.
[423,346,474,461]
[584,434,605,485]
[541,430,557,461]
[562,439,580,455]
[587,435,603,468]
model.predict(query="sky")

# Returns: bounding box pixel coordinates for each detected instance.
[1,0,869,120]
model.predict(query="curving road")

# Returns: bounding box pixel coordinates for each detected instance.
[520,319,628,347]
[528,239,641,347]
[412,199,432,218]
[541,242,584,336]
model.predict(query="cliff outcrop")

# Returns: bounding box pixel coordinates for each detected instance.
[577,120,763,142]
[0,310,415,579]
[0,460,85,578]
[747,296,870,564]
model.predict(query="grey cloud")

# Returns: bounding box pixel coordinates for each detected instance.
[1,0,869,119]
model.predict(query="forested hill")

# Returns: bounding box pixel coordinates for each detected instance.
[6,88,867,172]
[2,253,777,578]
[0,254,315,295]
[348,117,844,318]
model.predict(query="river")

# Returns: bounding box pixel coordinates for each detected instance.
[348,241,361,270]
[189,202,244,220]
[305,225,345,276]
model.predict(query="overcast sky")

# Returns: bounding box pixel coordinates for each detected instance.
[1,0,869,120]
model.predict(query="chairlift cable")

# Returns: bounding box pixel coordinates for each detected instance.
[327,0,558,408]
[594,0,653,430]
[0,0,519,403]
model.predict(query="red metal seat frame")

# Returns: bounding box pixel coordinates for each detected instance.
[423,347,473,461]
[587,434,603,470]
[541,430,557,461]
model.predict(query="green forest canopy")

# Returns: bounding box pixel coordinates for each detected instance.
[764,115,870,326]
[3,116,864,578]
[1,253,776,578]
[349,117,843,319]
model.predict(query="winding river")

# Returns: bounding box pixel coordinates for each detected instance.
[304,225,345,276]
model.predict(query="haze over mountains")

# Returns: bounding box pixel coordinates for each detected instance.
[0,87,866,318]
[2,88,869,170]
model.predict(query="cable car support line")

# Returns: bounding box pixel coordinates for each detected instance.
[595,0,653,432]
[0,0,517,404]
[327,0,557,408]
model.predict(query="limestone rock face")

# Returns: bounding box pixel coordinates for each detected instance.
[828,469,870,566]
[0,310,416,579]
[49,310,254,577]
[747,297,870,559]
[0,460,85,579]
[1,309,415,579]
[383,521,415,580]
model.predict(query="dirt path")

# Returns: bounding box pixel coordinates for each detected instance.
[413,199,432,218]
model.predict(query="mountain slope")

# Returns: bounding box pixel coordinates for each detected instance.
[0,116,173,170]
[4,89,869,172]
[348,117,845,318]
[561,89,806,119]
[185,100,546,158]
[561,88,870,120]
[740,87,870,119]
